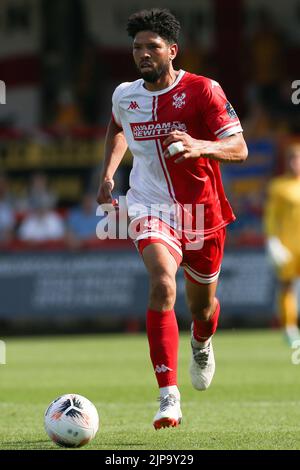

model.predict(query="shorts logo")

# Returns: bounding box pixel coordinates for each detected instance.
[130,121,187,140]
[143,219,159,231]
[172,92,186,109]
[128,101,140,110]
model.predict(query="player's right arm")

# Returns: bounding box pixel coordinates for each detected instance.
[96,118,128,205]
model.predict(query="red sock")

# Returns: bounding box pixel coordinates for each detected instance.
[146,308,179,388]
[193,299,220,342]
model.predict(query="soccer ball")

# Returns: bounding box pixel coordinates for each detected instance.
[44,394,99,448]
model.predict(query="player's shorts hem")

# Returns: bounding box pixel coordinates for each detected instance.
[183,265,221,285]
[199,220,234,237]
[135,231,182,256]
[137,236,183,267]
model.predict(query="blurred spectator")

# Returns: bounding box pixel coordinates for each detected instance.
[178,32,206,75]
[66,193,99,247]
[28,172,57,210]
[19,193,65,242]
[264,143,300,344]
[243,102,274,140]
[246,8,285,115]
[53,87,82,132]
[0,174,15,243]
[16,172,57,213]
[76,39,102,125]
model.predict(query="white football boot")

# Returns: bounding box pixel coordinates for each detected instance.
[190,327,215,391]
[153,394,182,430]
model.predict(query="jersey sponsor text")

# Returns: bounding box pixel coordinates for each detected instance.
[130,120,187,140]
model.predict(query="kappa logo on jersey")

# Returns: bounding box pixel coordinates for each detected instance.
[172,92,186,109]
[155,364,173,373]
[130,121,187,140]
[225,101,238,119]
[128,101,140,110]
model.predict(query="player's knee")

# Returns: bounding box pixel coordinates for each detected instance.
[150,274,176,307]
[188,299,214,321]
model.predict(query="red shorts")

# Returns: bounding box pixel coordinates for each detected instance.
[131,216,226,285]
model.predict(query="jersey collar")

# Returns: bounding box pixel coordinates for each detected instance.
[140,70,186,96]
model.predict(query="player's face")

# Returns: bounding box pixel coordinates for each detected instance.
[133,31,177,83]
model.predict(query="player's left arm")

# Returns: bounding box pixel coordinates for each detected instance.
[163,131,248,164]
[164,78,247,164]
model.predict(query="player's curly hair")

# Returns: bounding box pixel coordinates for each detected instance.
[127,8,181,44]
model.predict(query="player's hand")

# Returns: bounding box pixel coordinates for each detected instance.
[96,179,118,207]
[163,131,206,163]
[266,237,292,268]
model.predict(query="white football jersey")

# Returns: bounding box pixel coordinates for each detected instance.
[112,70,242,233]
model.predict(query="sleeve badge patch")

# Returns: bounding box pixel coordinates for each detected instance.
[225,102,238,119]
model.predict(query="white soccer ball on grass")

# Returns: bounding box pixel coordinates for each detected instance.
[44,393,99,448]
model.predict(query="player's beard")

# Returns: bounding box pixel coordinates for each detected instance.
[138,61,169,83]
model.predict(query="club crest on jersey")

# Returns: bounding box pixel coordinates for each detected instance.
[172,92,186,109]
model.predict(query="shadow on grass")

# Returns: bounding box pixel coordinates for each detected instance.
[1,440,148,450]
[100,442,146,447]
[0,440,58,450]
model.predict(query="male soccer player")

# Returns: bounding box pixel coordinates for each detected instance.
[264,143,300,344]
[97,8,248,429]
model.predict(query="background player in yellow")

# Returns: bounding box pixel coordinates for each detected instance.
[264,143,300,344]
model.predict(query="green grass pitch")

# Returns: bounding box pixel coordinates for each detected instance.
[0,330,300,450]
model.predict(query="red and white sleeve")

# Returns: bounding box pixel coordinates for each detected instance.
[200,78,243,139]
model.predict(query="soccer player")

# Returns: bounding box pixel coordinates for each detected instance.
[264,143,300,344]
[97,8,248,429]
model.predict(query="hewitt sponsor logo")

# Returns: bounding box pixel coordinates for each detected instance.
[130,121,187,140]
